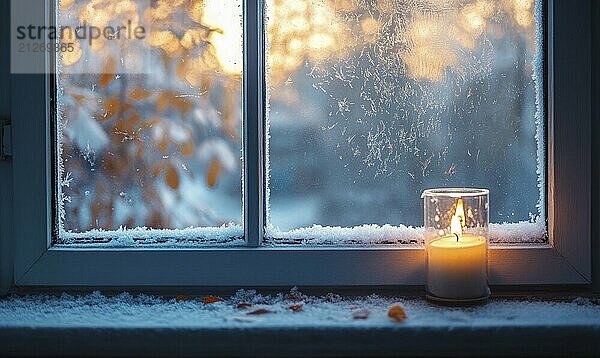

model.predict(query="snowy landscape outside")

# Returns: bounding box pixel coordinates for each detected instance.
[55,0,545,245]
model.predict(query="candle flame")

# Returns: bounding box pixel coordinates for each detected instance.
[450,199,466,239]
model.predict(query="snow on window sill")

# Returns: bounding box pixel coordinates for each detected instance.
[0,290,598,356]
[55,224,245,248]
[1,289,598,328]
[265,220,547,246]
[53,220,546,248]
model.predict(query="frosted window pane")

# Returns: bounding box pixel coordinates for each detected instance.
[266,0,545,242]
[56,0,243,243]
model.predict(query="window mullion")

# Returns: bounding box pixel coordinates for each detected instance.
[243,0,265,247]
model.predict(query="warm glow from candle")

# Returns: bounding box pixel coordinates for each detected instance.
[450,214,462,239]
[450,198,466,239]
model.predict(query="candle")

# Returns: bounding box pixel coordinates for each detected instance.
[427,233,488,299]
[422,189,490,304]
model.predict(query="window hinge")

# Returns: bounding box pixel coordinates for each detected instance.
[1,120,12,160]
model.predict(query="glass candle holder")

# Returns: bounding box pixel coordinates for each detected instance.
[422,188,490,305]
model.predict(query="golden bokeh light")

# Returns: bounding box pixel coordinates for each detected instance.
[267,0,348,83]
[460,1,494,36]
[361,16,380,43]
[510,0,534,28]
[201,0,243,76]
[60,0,537,83]
[403,15,459,82]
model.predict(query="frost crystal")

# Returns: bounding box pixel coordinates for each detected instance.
[266,0,546,243]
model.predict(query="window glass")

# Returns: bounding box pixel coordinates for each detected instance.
[266,0,545,243]
[56,0,243,243]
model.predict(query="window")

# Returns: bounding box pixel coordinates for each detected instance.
[4,0,592,289]
[55,0,244,245]
[265,0,546,245]
[55,0,545,246]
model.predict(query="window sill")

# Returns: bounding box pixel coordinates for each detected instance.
[2,324,599,357]
[1,291,599,356]
[15,245,589,286]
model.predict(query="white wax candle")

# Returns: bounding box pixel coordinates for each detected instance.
[427,233,488,299]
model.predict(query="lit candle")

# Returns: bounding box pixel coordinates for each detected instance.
[422,189,490,304]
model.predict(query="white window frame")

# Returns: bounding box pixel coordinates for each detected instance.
[0,0,593,291]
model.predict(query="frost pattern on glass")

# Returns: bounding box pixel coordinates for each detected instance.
[266,0,545,243]
[56,0,244,244]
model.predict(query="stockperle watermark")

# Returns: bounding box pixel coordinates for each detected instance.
[16,21,146,46]
[11,0,153,74]
[15,21,146,59]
